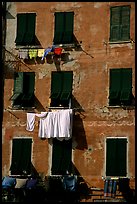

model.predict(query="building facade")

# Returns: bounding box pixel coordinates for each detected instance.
[2,2,135,201]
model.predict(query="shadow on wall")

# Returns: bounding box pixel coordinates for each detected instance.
[118,178,135,203]
[34,96,47,112]
[72,96,88,150]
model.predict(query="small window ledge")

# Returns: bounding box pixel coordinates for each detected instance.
[16,45,43,49]
[107,105,135,110]
[109,40,131,44]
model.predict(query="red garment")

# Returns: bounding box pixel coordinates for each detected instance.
[54,47,62,55]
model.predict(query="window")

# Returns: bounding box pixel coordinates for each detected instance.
[11,72,35,109]
[10,138,32,175]
[15,13,36,46]
[109,68,132,106]
[50,71,73,107]
[110,6,130,42]
[53,12,74,45]
[106,138,127,177]
[51,138,72,175]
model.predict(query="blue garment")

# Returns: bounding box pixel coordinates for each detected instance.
[25,178,37,189]
[62,175,77,192]
[41,47,52,60]
[2,176,16,189]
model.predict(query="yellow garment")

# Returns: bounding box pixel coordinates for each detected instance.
[29,49,38,59]
[37,49,45,57]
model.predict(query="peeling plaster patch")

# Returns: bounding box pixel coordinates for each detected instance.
[2,128,5,144]
[3,165,8,176]
[94,2,104,8]
[38,72,46,79]
[90,25,99,35]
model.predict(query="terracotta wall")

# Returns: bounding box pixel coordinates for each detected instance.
[2,2,135,191]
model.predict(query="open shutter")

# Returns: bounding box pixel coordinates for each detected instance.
[10,138,32,175]
[15,14,27,45]
[60,71,73,100]
[11,72,24,101]
[109,69,121,105]
[110,7,121,41]
[62,12,74,44]
[120,68,132,105]
[23,13,36,45]
[53,12,64,44]
[50,72,62,99]
[120,6,130,41]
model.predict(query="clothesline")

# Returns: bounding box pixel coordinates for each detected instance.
[26,109,73,141]
[18,45,63,60]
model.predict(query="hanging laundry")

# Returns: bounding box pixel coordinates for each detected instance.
[26,113,36,131]
[41,47,53,61]
[26,109,73,140]
[104,179,117,198]
[37,49,45,57]
[19,49,29,59]
[29,49,38,59]
[54,47,62,55]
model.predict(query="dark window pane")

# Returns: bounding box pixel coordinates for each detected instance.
[106,138,127,176]
[10,138,32,175]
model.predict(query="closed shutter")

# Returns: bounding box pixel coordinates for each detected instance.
[15,14,27,45]
[110,6,130,42]
[106,138,127,176]
[51,138,72,175]
[62,12,74,44]
[10,138,32,175]
[120,68,132,104]
[110,7,121,41]
[60,71,73,100]
[116,139,127,176]
[23,13,36,45]
[120,6,130,41]
[50,72,62,99]
[53,12,64,44]
[11,72,24,101]
[109,69,121,105]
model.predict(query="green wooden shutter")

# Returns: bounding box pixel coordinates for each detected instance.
[50,72,62,99]
[53,12,64,44]
[109,69,121,105]
[60,71,73,100]
[106,138,127,176]
[15,13,27,45]
[110,7,121,41]
[23,13,36,45]
[51,139,72,175]
[10,138,32,175]
[116,139,127,176]
[120,6,130,41]
[11,72,24,100]
[106,139,117,176]
[62,12,74,44]
[120,68,132,105]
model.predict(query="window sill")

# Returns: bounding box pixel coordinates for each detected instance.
[109,40,131,44]
[53,43,76,48]
[9,106,35,111]
[107,105,135,110]
[16,45,42,49]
